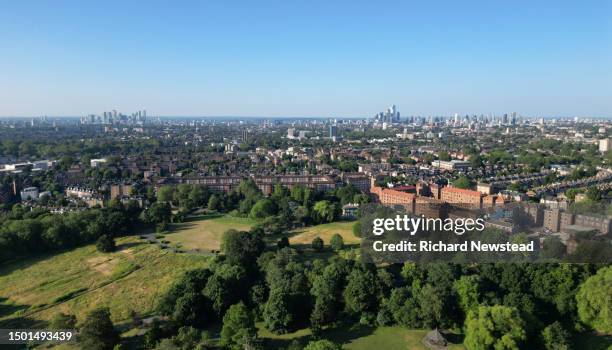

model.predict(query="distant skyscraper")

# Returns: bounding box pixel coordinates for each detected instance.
[374,105,400,123]
[329,124,338,138]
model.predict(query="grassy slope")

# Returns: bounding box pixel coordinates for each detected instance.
[0,236,208,326]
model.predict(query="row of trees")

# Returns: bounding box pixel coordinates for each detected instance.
[0,199,142,262]
[0,177,363,262]
[155,180,368,230]
[149,225,610,349]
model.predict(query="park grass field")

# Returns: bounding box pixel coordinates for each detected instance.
[164,213,359,251]
[164,214,256,252]
[0,236,208,327]
[257,323,465,349]
[289,221,360,246]
[342,327,465,350]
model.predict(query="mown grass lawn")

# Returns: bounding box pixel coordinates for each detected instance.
[342,327,465,350]
[257,323,465,350]
[289,221,360,246]
[164,213,256,252]
[0,236,209,326]
[164,213,359,252]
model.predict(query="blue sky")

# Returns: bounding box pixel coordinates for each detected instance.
[0,1,610,117]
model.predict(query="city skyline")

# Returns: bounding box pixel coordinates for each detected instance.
[1,0,611,117]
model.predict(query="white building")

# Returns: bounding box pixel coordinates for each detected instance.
[599,138,611,153]
[20,187,39,201]
[90,158,107,168]
[433,160,471,171]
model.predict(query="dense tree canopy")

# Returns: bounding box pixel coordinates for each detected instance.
[220,302,257,350]
[576,266,612,333]
[78,308,120,350]
[464,305,526,350]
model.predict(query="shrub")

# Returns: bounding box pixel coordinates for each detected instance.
[311,237,324,251]
[96,235,116,253]
[330,233,344,251]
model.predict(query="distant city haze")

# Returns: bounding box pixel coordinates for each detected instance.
[0,1,610,117]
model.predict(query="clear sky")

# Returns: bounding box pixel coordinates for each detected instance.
[0,1,610,118]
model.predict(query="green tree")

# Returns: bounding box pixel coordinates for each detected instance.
[576,266,612,333]
[96,234,116,253]
[203,265,247,319]
[249,198,276,219]
[172,326,202,349]
[352,221,362,238]
[277,236,290,249]
[452,176,473,189]
[464,305,526,350]
[313,200,338,223]
[146,202,171,224]
[353,193,369,204]
[158,268,211,317]
[541,321,570,350]
[172,291,208,327]
[418,284,450,328]
[142,320,164,349]
[585,186,601,201]
[470,154,483,169]
[208,194,222,211]
[438,151,451,161]
[310,260,350,329]
[311,236,324,251]
[564,188,582,202]
[386,287,421,328]
[221,229,265,266]
[78,308,120,350]
[157,186,175,204]
[530,264,579,316]
[335,185,358,205]
[154,338,179,350]
[220,302,256,350]
[263,288,293,333]
[188,185,209,208]
[304,339,342,350]
[330,233,344,251]
[454,275,481,314]
[343,268,380,315]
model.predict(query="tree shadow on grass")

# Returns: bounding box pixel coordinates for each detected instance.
[183,212,224,222]
[0,313,46,329]
[442,329,465,345]
[261,324,376,349]
[167,222,198,234]
[116,241,145,251]
[0,251,69,281]
[0,297,29,319]
[324,323,377,344]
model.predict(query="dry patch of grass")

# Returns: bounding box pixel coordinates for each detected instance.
[88,256,118,276]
